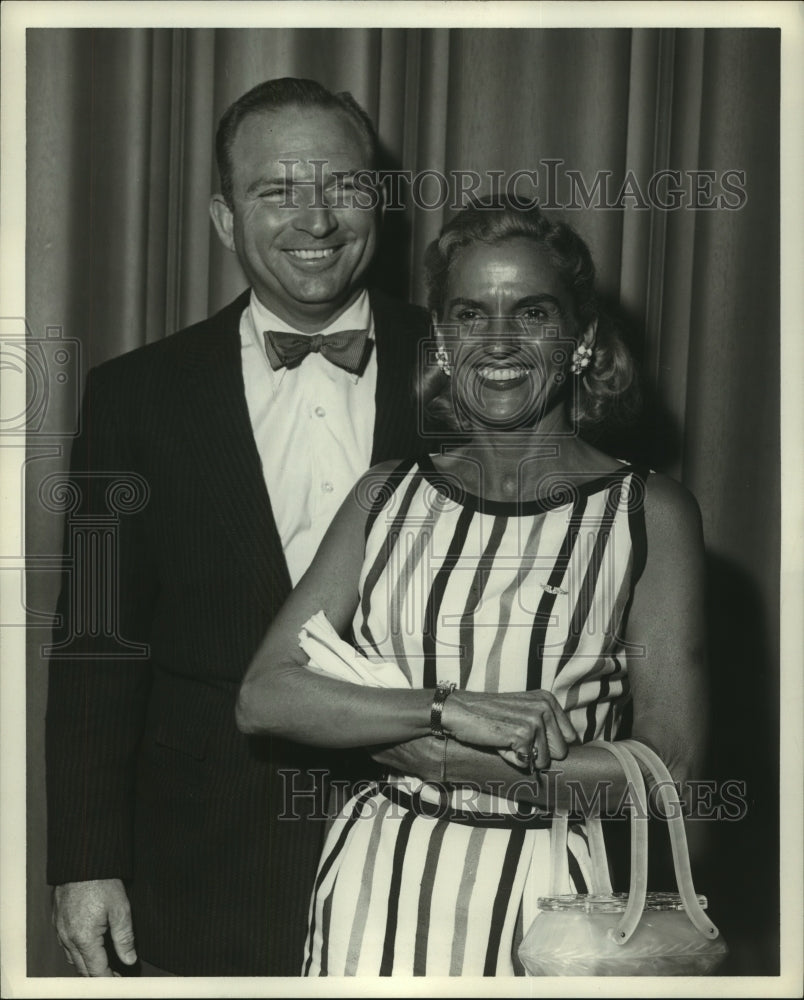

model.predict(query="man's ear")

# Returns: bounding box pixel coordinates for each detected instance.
[376,175,388,225]
[209,195,236,253]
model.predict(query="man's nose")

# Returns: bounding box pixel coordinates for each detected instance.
[292,203,338,238]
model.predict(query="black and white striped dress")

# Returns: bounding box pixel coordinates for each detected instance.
[303,455,648,976]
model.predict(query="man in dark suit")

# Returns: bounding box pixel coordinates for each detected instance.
[46,77,429,977]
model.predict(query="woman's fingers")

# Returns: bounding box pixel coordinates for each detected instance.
[538,690,578,745]
[442,689,577,766]
[557,707,579,743]
[531,721,550,768]
[541,706,571,761]
[506,700,569,765]
[497,748,525,769]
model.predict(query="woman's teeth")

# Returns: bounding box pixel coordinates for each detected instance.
[476,366,529,381]
[287,248,337,260]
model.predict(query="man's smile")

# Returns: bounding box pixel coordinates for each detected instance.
[284,247,340,260]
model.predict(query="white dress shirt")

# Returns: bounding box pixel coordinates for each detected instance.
[240,290,377,586]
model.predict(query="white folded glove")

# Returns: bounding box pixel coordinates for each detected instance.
[298,610,411,689]
[298,611,528,772]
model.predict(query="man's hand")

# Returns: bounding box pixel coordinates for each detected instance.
[52,879,136,976]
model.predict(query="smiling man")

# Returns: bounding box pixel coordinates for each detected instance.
[46,78,429,977]
[209,93,380,330]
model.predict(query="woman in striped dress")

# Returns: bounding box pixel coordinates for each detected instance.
[237,199,708,976]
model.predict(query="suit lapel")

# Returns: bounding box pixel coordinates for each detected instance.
[177,292,292,612]
[370,289,427,463]
[173,288,424,613]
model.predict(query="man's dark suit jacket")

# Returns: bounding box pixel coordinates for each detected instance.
[45,287,430,975]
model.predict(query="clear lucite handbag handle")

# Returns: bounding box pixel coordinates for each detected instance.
[584,811,613,895]
[548,740,649,944]
[547,741,723,947]
[548,810,570,895]
[589,740,651,944]
[548,809,613,894]
[619,739,721,941]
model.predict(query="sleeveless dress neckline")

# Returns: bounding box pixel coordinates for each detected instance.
[416,452,634,517]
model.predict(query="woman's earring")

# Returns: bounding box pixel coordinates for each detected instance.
[570,343,594,375]
[436,346,452,377]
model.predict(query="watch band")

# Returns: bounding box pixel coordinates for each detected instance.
[430,680,457,740]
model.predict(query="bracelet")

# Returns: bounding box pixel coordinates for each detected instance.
[440,734,449,783]
[430,680,457,740]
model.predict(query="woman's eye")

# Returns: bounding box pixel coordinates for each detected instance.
[522,307,548,322]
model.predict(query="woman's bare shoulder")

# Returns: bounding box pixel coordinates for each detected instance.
[344,458,422,518]
[352,457,420,494]
[642,471,703,527]
[362,457,415,478]
[635,471,705,567]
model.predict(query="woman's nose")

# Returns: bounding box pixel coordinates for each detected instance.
[483,317,524,354]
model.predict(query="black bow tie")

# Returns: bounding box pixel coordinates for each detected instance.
[263,328,370,374]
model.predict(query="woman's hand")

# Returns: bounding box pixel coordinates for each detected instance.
[441,688,578,768]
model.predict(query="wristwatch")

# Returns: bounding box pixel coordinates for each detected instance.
[430,680,457,739]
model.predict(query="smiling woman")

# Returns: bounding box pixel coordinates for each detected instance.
[22,25,782,981]
[437,237,590,432]
[421,199,640,438]
[236,198,710,976]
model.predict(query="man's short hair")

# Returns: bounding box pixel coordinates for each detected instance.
[215,77,378,206]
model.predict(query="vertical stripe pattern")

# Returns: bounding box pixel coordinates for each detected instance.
[304,458,648,976]
[412,817,451,974]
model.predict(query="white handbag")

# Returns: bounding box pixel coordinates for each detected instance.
[518,740,729,976]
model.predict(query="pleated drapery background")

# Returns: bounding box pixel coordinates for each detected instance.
[26,28,780,976]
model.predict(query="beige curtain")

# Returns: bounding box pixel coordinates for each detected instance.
[26,27,779,975]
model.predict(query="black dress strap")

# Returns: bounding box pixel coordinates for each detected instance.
[623,464,650,587]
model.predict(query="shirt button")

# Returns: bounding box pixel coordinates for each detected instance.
[314,405,326,417]
[321,481,334,493]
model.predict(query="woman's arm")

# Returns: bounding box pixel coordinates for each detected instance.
[236,467,574,762]
[236,466,433,745]
[373,473,709,809]
[237,466,577,757]
[623,474,708,784]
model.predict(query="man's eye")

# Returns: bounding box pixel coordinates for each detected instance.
[456,309,481,322]
[258,189,287,201]
[327,181,356,203]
